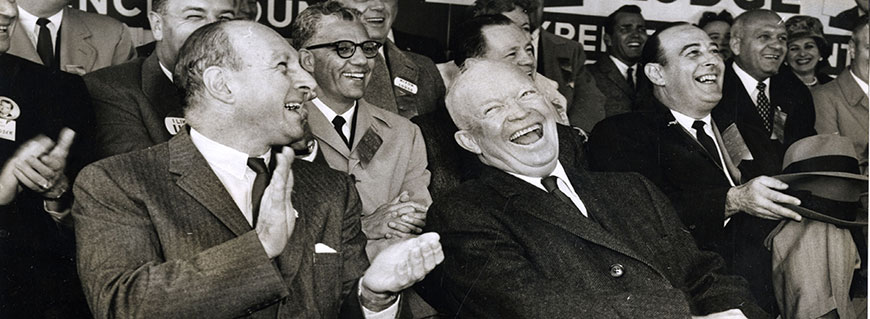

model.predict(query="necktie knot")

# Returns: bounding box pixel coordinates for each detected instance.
[246,157,268,174]
[36,18,51,27]
[541,175,560,194]
[332,116,351,148]
[756,81,767,91]
[692,120,706,132]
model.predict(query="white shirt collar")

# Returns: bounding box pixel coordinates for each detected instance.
[669,109,712,133]
[158,61,174,82]
[609,55,636,82]
[732,61,770,105]
[190,128,270,181]
[508,161,570,193]
[17,6,63,50]
[850,68,869,97]
[312,98,356,123]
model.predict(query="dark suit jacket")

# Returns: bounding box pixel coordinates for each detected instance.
[72,130,375,318]
[712,63,816,181]
[364,40,446,119]
[587,100,786,314]
[411,108,586,201]
[537,30,606,131]
[0,54,94,318]
[425,165,767,318]
[393,30,447,64]
[84,54,184,159]
[588,55,636,119]
[8,6,135,74]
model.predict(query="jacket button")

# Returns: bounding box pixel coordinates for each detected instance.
[688,224,697,230]
[609,264,625,278]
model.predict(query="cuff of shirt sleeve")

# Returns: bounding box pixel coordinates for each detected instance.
[43,200,70,222]
[358,278,400,319]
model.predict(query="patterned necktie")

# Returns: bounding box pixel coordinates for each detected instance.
[332,116,350,148]
[626,66,635,91]
[756,82,772,132]
[247,158,270,228]
[36,18,55,69]
[692,120,719,159]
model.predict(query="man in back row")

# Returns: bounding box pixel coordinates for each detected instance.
[73,20,443,318]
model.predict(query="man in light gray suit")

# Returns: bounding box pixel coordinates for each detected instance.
[73,20,443,318]
[8,0,135,74]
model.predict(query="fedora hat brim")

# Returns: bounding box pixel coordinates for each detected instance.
[785,204,867,227]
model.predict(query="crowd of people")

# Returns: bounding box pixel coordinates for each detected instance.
[0,0,868,318]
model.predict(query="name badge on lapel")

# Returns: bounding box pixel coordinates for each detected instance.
[770,106,787,142]
[393,77,418,95]
[0,97,21,142]
[722,123,754,165]
[164,117,186,135]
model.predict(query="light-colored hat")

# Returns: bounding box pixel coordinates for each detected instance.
[773,134,867,226]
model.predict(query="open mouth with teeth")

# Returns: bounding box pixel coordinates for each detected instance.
[695,74,718,84]
[365,17,385,25]
[626,41,642,48]
[762,54,781,61]
[509,123,543,145]
[284,102,302,111]
[794,58,813,65]
[0,24,9,36]
[343,72,366,81]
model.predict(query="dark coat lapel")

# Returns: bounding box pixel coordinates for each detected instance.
[479,165,651,268]
[649,101,725,170]
[168,130,252,236]
[141,54,184,118]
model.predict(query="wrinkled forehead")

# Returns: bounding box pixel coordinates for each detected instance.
[744,14,785,34]
[448,61,535,110]
[660,25,715,53]
[313,16,369,43]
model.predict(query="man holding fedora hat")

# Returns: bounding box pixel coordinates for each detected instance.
[765,134,868,319]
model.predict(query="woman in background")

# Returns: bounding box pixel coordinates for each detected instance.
[784,15,834,87]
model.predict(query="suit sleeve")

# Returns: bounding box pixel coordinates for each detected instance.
[588,118,730,249]
[811,87,839,135]
[634,175,769,319]
[72,164,289,319]
[402,123,432,207]
[567,66,607,132]
[84,74,157,159]
[427,195,694,318]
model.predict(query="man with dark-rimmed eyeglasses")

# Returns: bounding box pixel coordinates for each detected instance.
[290,1,432,270]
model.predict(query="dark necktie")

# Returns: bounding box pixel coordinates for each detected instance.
[692,120,719,159]
[247,158,270,228]
[541,176,575,209]
[36,18,54,69]
[626,66,635,91]
[756,82,772,132]
[332,116,350,148]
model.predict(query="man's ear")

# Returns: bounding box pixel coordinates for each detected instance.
[848,38,857,60]
[203,66,234,104]
[454,130,482,155]
[603,32,613,48]
[299,49,316,73]
[148,11,163,41]
[644,63,666,86]
[729,36,740,57]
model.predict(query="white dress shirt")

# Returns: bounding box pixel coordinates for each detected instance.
[610,55,637,87]
[16,6,63,53]
[669,110,736,187]
[509,161,589,217]
[190,128,269,226]
[190,128,398,318]
[732,62,770,106]
[312,97,356,142]
[159,61,174,82]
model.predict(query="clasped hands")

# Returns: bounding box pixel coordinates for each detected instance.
[363,191,428,240]
[1,128,76,207]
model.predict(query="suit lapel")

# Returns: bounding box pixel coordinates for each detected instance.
[168,130,252,236]
[602,56,634,97]
[838,70,869,110]
[58,8,96,72]
[8,19,41,65]
[364,50,399,114]
[651,103,725,171]
[481,166,648,266]
[305,101,351,158]
[141,54,184,118]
